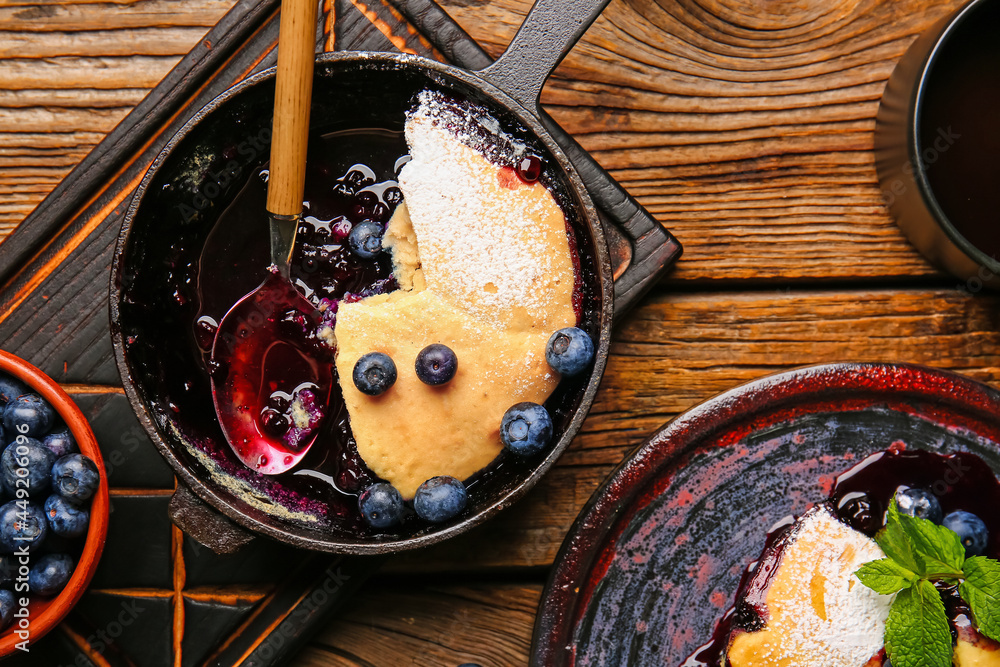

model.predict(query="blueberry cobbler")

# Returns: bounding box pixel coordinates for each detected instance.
[201,90,595,528]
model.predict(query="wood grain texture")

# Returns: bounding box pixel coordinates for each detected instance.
[0,0,238,236]
[434,0,964,283]
[292,583,541,667]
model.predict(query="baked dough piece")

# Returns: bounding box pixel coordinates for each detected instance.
[726,507,892,667]
[333,93,576,499]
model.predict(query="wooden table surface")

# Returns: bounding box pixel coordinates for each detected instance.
[4,0,999,665]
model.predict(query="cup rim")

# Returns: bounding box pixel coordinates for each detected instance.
[0,350,110,656]
[910,0,1000,273]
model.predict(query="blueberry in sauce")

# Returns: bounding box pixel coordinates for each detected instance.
[260,408,289,437]
[516,154,543,183]
[258,384,325,450]
[353,352,397,396]
[415,344,458,386]
[347,220,384,259]
[942,510,989,556]
[358,482,405,528]
[500,402,553,457]
[835,491,881,535]
[545,327,594,377]
[383,186,403,206]
[413,476,467,523]
[894,486,944,524]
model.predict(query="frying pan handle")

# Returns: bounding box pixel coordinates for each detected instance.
[476,0,612,112]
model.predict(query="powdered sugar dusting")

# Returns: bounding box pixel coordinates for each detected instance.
[398,90,573,329]
[728,506,893,665]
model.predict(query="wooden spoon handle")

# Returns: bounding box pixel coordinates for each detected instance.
[267,0,319,217]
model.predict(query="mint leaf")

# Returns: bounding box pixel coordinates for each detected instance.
[897,510,965,579]
[876,502,924,575]
[856,558,917,595]
[960,556,1000,642]
[885,579,952,667]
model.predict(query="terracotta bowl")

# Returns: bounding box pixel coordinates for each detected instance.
[0,350,109,656]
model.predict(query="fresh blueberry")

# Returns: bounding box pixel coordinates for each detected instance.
[347,220,384,259]
[353,352,397,396]
[28,553,74,597]
[545,327,595,377]
[500,402,553,457]
[0,501,47,553]
[51,454,100,503]
[415,344,458,386]
[413,476,467,523]
[3,394,56,438]
[41,428,77,459]
[44,494,89,539]
[1,439,55,498]
[358,482,405,528]
[943,510,989,557]
[0,590,13,631]
[894,487,943,524]
[0,374,27,406]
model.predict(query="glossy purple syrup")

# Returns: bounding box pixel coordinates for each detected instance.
[682,445,1000,666]
[193,128,405,518]
[210,269,333,475]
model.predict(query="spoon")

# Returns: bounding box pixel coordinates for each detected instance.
[210,0,331,475]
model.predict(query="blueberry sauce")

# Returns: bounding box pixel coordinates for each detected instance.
[192,128,406,522]
[681,445,1000,666]
[117,79,602,537]
[209,268,333,474]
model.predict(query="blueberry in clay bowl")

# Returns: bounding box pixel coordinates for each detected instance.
[0,350,108,656]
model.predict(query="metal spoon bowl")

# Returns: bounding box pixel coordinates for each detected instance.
[210,0,324,475]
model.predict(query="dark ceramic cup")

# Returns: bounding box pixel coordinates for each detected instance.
[875,0,1000,291]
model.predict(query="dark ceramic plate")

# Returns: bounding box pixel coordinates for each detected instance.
[532,362,1000,666]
